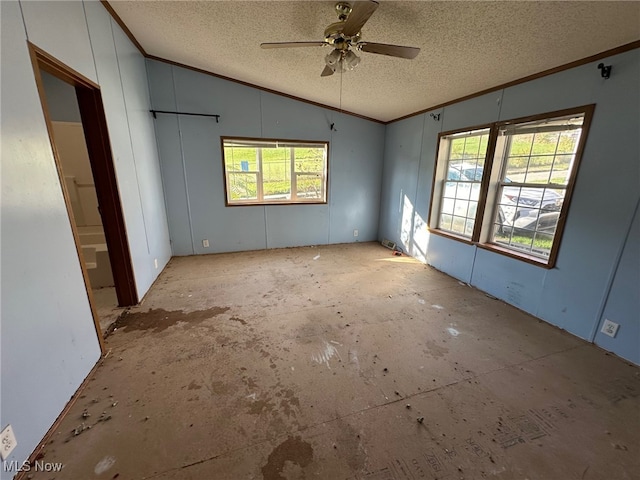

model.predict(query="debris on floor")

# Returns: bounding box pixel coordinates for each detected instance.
[25,243,640,480]
[72,423,90,436]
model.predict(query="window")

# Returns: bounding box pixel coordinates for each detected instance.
[222,138,328,205]
[434,128,490,238]
[429,106,594,267]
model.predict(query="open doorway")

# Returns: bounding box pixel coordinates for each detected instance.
[29,43,138,342]
[43,71,122,330]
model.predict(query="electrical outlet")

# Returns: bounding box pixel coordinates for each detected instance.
[154,258,158,269]
[601,319,619,338]
[202,239,209,248]
[353,229,359,237]
[1,424,17,460]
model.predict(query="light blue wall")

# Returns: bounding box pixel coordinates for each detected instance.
[147,60,385,255]
[378,114,424,254]
[595,200,640,365]
[0,1,170,473]
[40,71,82,122]
[380,48,640,364]
[84,1,172,296]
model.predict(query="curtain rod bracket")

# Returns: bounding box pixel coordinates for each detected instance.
[597,63,611,79]
[150,110,220,123]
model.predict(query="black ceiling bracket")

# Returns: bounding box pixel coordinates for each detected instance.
[150,110,220,123]
[597,63,612,79]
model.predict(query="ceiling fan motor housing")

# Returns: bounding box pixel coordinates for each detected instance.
[324,22,361,50]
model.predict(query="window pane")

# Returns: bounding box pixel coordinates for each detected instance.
[470,183,481,202]
[224,146,259,171]
[443,181,457,198]
[436,130,489,238]
[478,134,489,156]
[296,173,322,200]
[294,146,325,201]
[295,148,324,173]
[451,216,466,235]
[222,138,328,205]
[454,182,472,200]
[228,172,258,201]
[441,197,454,215]
[558,130,581,154]
[449,137,466,160]
[464,219,475,237]
[490,113,585,260]
[262,147,291,200]
[468,201,478,218]
[531,131,560,155]
[524,155,553,184]
[453,199,469,217]
[550,154,572,185]
[440,213,453,231]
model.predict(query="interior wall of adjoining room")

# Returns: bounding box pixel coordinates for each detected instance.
[0,1,170,471]
[379,48,640,365]
[51,121,103,228]
[42,70,116,290]
[39,69,82,122]
[147,59,385,255]
[42,72,102,229]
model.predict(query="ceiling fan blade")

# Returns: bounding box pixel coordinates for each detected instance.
[321,65,335,77]
[342,0,379,37]
[359,42,420,59]
[260,41,326,49]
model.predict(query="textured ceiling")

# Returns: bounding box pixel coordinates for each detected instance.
[108,1,640,122]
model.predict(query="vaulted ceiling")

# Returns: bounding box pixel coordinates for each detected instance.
[108,1,640,122]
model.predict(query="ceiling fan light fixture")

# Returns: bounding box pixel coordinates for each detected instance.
[343,50,361,70]
[325,49,342,67]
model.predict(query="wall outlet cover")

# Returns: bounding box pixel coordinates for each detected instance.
[202,239,209,248]
[1,424,17,460]
[353,229,359,237]
[601,319,619,338]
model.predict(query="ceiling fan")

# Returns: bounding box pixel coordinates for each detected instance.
[260,0,420,77]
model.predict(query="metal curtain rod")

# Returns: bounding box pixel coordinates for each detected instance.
[150,110,220,123]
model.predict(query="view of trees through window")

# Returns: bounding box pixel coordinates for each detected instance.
[223,139,327,205]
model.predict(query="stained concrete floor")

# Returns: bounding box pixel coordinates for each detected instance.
[29,243,639,479]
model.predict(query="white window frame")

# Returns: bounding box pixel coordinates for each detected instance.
[431,128,491,240]
[222,137,328,206]
[429,105,594,268]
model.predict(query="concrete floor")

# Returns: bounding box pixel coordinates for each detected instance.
[92,286,126,333]
[29,243,639,479]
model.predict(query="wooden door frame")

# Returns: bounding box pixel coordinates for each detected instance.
[29,43,138,351]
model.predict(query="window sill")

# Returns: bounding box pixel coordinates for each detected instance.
[426,228,556,268]
[226,200,327,207]
[427,228,475,245]
[477,243,555,269]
